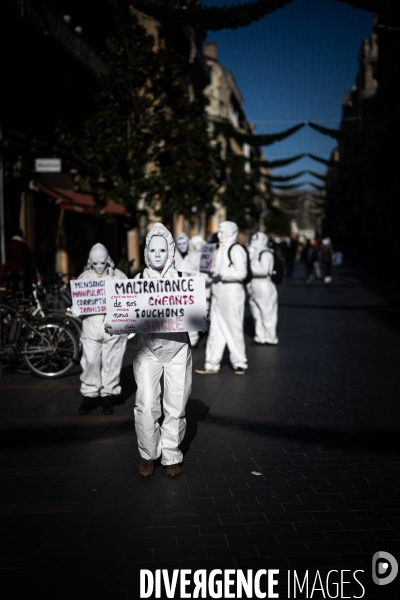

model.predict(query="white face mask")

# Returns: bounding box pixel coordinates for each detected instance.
[176,238,188,254]
[148,236,168,271]
[89,247,108,275]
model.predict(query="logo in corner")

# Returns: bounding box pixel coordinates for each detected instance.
[372,551,398,586]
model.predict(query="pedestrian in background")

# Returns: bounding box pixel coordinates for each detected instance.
[247,232,279,345]
[283,233,299,279]
[321,237,334,283]
[301,239,319,284]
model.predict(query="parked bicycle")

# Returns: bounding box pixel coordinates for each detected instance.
[0,293,79,378]
[32,274,83,347]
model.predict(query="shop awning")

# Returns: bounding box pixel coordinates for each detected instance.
[35,183,127,216]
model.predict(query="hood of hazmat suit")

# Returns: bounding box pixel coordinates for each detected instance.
[144,223,177,276]
[86,243,114,275]
[249,232,269,260]
[132,222,193,466]
[204,221,248,371]
[212,221,247,288]
[174,232,189,270]
[78,244,128,399]
[78,243,127,296]
[217,221,238,246]
[181,235,204,274]
[247,233,278,345]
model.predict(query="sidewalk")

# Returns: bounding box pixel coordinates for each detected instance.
[0,267,399,599]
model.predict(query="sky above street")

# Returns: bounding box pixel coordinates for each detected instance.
[202,0,374,189]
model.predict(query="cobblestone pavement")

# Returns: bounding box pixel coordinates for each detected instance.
[0,266,399,599]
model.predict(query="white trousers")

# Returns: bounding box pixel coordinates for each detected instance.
[205,287,247,371]
[133,344,192,466]
[80,335,127,397]
[188,331,200,347]
[248,279,279,344]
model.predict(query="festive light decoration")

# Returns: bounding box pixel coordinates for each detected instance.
[334,0,394,16]
[130,0,294,32]
[271,181,307,190]
[216,122,305,146]
[267,170,306,182]
[307,170,332,181]
[308,121,370,141]
[253,154,306,168]
[308,154,338,167]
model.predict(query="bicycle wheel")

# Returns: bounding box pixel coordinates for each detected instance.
[46,311,82,354]
[22,322,79,378]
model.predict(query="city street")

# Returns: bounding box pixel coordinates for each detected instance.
[0,265,399,599]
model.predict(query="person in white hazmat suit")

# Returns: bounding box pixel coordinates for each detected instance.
[174,232,189,271]
[181,235,205,348]
[181,235,204,274]
[78,244,128,415]
[195,221,248,375]
[129,223,207,478]
[247,232,279,345]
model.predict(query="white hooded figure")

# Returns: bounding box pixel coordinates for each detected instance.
[174,232,189,271]
[247,232,279,345]
[132,223,194,478]
[181,235,205,348]
[196,221,248,375]
[78,243,128,415]
[181,235,204,274]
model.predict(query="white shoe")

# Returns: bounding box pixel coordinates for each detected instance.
[195,368,219,375]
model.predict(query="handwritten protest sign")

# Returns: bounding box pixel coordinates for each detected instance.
[70,279,106,316]
[200,243,216,273]
[105,276,207,336]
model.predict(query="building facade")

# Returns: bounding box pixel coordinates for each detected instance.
[203,42,268,238]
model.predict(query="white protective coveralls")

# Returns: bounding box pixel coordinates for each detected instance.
[205,221,248,371]
[174,232,189,272]
[181,235,204,274]
[181,235,205,348]
[79,244,128,397]
[247,233,279,345]
[132,223,192,466]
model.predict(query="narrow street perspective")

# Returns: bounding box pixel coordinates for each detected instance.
[1,1,400,598]
[0,267,399,599]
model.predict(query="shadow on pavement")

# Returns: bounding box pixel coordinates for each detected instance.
[278,302,396,310]
[1,394,398,456]
[180,398,400,456]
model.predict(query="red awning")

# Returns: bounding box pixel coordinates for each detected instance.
[35,183,127,216]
